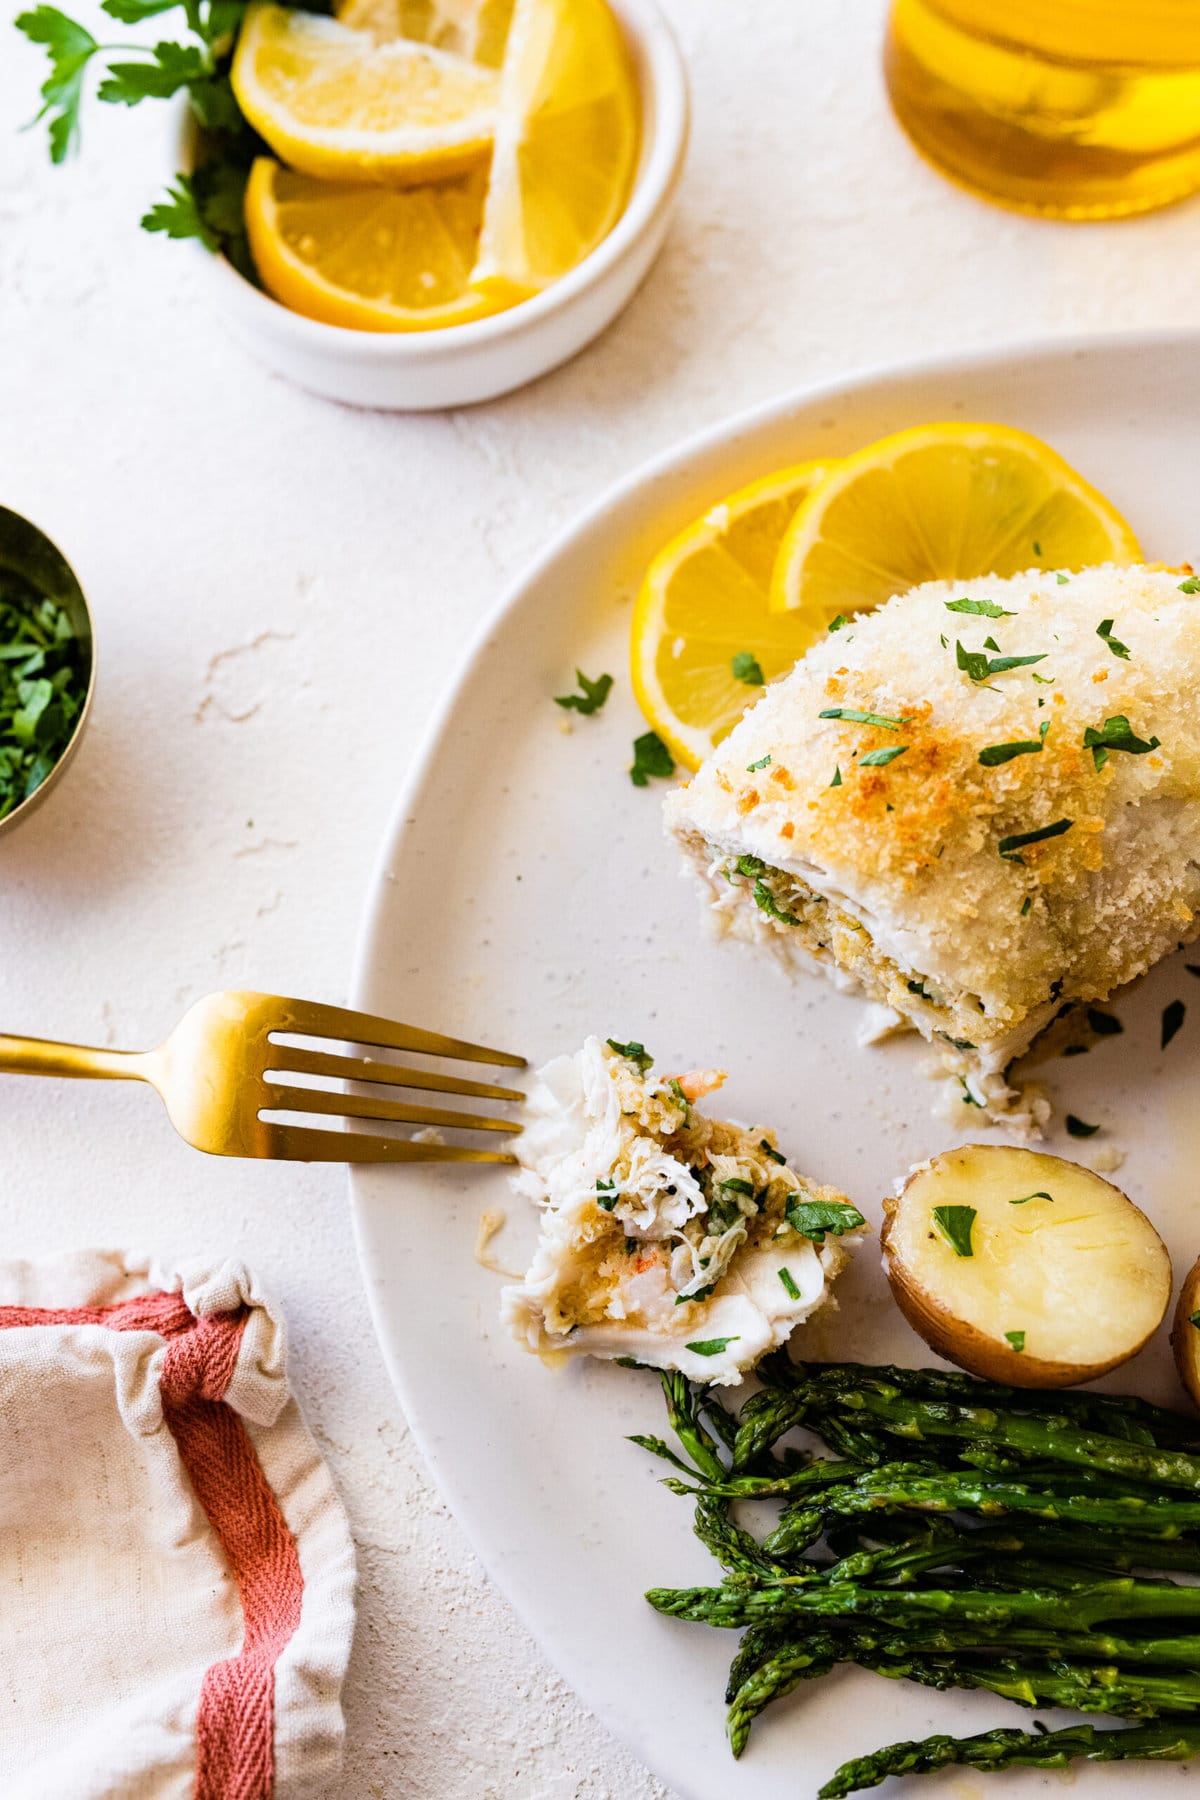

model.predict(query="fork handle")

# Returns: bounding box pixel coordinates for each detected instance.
[0,1034,149,1082]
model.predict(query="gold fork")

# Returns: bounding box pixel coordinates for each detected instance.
[0,991,525,1164]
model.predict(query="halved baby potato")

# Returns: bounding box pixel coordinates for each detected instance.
[882,1144,1171,1388]
[1171,1257,1200,1409]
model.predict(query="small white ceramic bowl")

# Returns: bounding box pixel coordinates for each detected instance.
[189,0,688,410]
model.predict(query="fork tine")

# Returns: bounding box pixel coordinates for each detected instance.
[268,997,525,1067]
[259,1121,517,1164]
[268,1045,525,1102]
[264,1083,520,1135]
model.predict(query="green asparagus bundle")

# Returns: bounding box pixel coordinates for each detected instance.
[633,1359,1200,1793]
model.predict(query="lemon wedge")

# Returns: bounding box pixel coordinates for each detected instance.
[470,0,640,298]
[768,421,1142,632]
[335,0,515,66]
[232,3,499,184]
[244,156,510,332]
[631,464,838,771]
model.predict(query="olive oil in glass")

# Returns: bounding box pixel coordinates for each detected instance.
[885,0,1200,218]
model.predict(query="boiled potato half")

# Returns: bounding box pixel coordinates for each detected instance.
[882,1144,1171,1387]
[1171,1256,1200,1408]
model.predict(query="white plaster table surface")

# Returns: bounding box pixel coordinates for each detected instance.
[3,3,1200,1793]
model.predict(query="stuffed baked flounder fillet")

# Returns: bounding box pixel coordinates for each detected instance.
[664,565,1200,1114]
[502,1037,863,1385]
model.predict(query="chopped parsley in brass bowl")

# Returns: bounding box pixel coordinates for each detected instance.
[0,507,94,837]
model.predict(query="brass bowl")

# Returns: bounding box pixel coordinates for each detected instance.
[0,507,96,840]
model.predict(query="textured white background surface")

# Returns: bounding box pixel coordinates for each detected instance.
[3,2,1200,1793]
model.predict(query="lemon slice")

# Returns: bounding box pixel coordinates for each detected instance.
[469,0,640,298]
[631,463,839,770]
[335,0,515,66]
[232,3,499,185]
[244,157,512,332]
[768,421,1142,632]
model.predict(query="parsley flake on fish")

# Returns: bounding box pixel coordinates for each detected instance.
[777,1267,801,1300]
[998,819,1073,861]
[785,1196,865,1244]
[945,597,1015,618]
[1004,1330,1026,1352]
[956,640,1047,682]
[1097,618,1130,659]
[1180,576,1200,594]
[686,1336,740,1356]
[819,707,910,729]
[1083,714,1160,771]
[746,754,771,772]
[978,723,1049,766]
[827,614,848,632]
[606,1039,653,1073]
[859,745,907,767]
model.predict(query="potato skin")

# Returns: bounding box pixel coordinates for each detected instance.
[881,1159,1170,1389]
[1171,1258,1200,1409]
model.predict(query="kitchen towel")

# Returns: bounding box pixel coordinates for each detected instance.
[0,1248,356,1800]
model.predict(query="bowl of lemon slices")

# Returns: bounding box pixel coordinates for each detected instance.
[189,0,687,408]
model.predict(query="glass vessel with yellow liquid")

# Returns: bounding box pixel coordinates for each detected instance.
[885,0,1200,218]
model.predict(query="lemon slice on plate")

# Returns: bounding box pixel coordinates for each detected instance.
[335,0,515,66]
[631,463,838,771]
[244,157,510,332]
[232,2,500,184]
[768,421,1142,632]
[469,0,640,298]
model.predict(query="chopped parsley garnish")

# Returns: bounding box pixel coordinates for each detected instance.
[0,569,89,822]
[958,1076,982,1107]
[1087,1008,1122,1036]
[746,754,772,771]
[978,723,1049,766]
[1020,896,1032,916]
[1096,618,1130,659]
[785,1195,865,1244]
[1163,999,1186,1048]
[1066,1114,1100,1138]
[686,1336,739,1356]
[630,730,675,787]
[828,614,848,632]
[1180,576,1200,594]
[754,879,802,925]
[931,1204,976,1258]
[719,1176,756,1198]
[1010,1191,1053,1206]
[759,1139,787,1165]
[859,745,907,767]
[736,853,766,877]
[777,1267,801,1301]
[666,1078,691,1121]
[829,766,842,788]
[1030,672,1055,685]
[1190,1310,1200,1329]
[596,1180,618,1211]
[1004,1330,1026,1353]
[983,636,1001,653]
[907,978,932,998]
[1056,572,1069,585]
[606,1038,653,1073]
[819,707,910,729]
[945,597,1014,618]
[732,651,765,686]
[554,668,613,715]
[956,640,1047,682]
[998,818,1073,861]
[1082,713,1160,771]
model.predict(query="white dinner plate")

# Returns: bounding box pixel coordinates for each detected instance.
[351,331,1200,1800]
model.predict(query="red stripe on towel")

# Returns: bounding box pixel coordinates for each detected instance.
[0,1290,304,1800]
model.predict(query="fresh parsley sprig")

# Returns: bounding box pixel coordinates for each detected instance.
[14,0,286,273]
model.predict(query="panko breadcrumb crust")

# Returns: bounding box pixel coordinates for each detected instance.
[665,566,1200,1056]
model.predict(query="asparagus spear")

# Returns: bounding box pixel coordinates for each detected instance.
[781,1361,1199,1448]
[817,1720,1200,1798]
[691,1492,791,1580]
[646,1574,1200,1632]
[815,1465,1200,1535]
